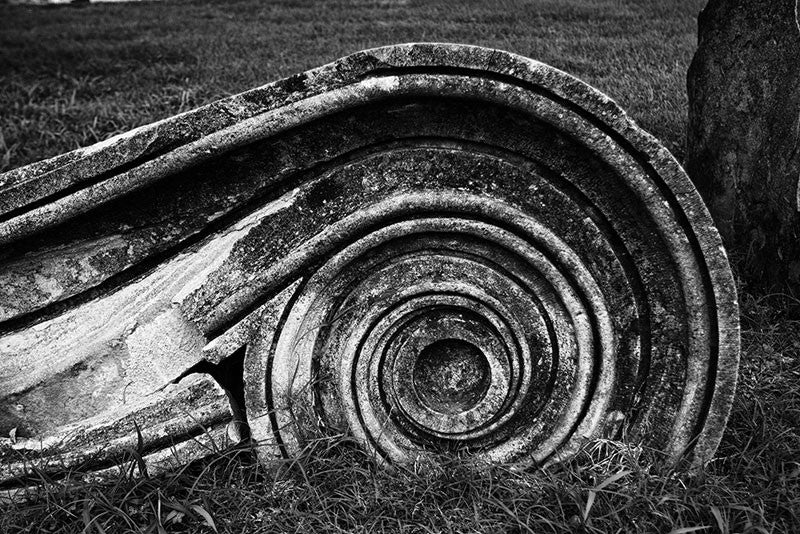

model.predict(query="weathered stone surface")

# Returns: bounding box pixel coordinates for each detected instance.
[0,44,739,488]
[686,0,800,290]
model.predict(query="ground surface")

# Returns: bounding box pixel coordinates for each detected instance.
[1,0,799,533]
[1,0,702,171]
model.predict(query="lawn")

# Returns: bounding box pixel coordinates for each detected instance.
[1,0,703,171]
[1,0,799,532]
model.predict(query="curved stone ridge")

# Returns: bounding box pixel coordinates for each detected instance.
[0,43,739,487]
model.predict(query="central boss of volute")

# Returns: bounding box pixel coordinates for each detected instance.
[248,194,614,466]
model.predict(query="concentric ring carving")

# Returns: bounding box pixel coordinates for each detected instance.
[237,64,739,465]
[255,199,615,464]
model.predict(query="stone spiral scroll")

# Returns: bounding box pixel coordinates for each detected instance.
[0,44,739,486]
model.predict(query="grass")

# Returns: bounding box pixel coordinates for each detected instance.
[1,0,799,532]
[1,0,704,172]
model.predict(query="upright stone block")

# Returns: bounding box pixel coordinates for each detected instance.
[687,0,800,290]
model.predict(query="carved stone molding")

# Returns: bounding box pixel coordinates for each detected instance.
[0,44,739,488]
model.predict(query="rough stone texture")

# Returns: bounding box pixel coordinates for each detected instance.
[0,44,740,488]
[686,0,800,290]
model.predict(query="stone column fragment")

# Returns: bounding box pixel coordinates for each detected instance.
[0,44,740,488]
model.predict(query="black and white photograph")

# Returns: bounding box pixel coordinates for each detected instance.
[0,0,797,532]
